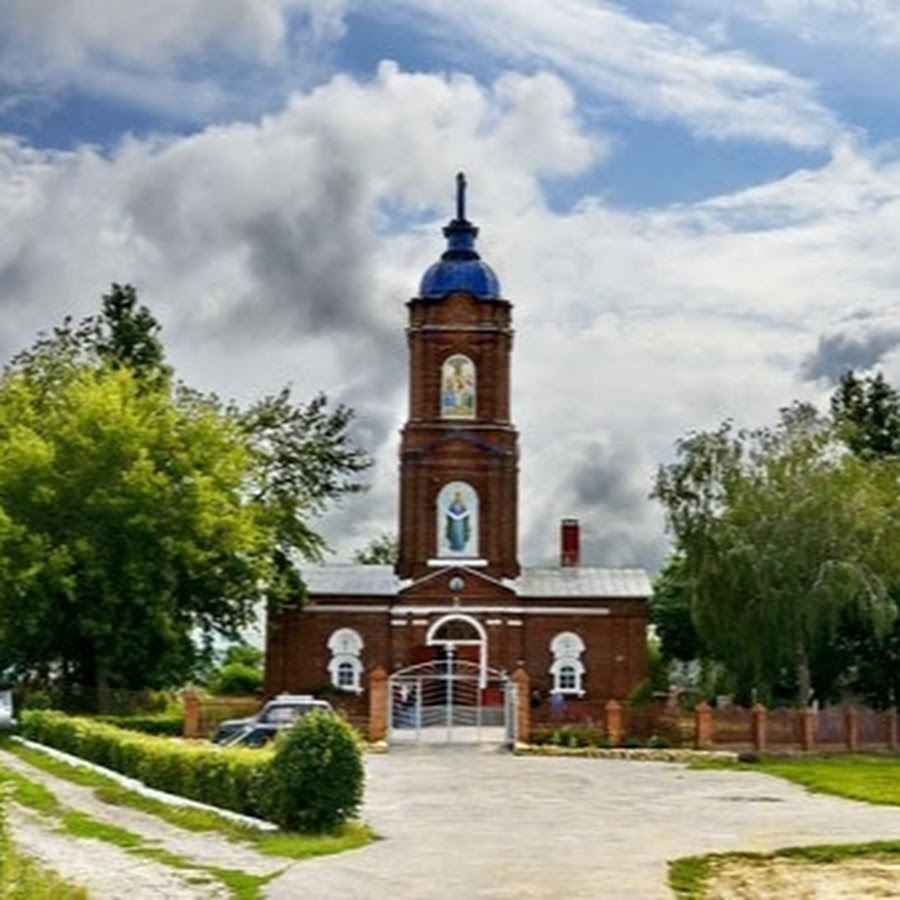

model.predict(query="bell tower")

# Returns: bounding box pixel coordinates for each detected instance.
[397,175,520,581]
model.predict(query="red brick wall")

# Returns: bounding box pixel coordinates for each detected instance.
[398,291,520,580]
[265,594,649,719]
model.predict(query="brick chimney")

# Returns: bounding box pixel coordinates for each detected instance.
[560,518,580,567]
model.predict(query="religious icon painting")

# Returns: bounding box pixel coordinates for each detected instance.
[440,354,476,419]
[436,481,479,557]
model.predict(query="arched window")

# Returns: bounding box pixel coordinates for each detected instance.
[327,628,364,694]
[550,631,586,697]
[336,661,356,689]
[436,481,479,558]
[441,354,476,419]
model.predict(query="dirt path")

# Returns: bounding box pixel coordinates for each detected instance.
[0,748,283,898]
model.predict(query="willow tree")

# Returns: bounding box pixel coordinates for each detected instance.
[653,403,900,704]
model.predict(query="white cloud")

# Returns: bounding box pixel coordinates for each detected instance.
[378,0,842,148]
[2,60,900,570]
[0,0,348,119]
[695,1,900,47]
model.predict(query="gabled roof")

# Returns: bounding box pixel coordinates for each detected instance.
[300,564,651,599]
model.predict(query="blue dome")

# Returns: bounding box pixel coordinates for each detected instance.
[418,174,501,301]
[419,256,501,300]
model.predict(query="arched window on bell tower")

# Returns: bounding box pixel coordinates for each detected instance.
[441,354,476,419]
[436,481,479,558]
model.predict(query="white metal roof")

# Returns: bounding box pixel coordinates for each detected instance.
[516,567,651,599]
[302,565,399,596]
[301,564,651,599]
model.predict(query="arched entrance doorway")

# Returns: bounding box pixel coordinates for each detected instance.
[389,612,513,746]
[426,613,487,688]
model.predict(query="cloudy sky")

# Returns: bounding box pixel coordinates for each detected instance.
[2,0,900,574]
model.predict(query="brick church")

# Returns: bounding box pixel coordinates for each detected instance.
[265,175,650,725]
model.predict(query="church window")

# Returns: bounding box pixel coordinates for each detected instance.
[550,631,585,696]
[327,628,364,693]
[441,354,476,419]
[336,661,356,689]
[436,481,479,558]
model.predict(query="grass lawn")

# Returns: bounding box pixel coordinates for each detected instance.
[753,753,900,806]
[671,754,900,898]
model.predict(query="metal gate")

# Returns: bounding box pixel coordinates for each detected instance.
[388,659,516,747]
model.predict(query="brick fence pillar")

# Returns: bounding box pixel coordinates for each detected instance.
[604,699,623,746]
[512,667,530,744]
[694,702,713,748]
[845,707,859,752]
[182,687,201,738]
[751,703,768,752]
[888,709,898,752]
[798,707,816,752]
[368,665,388,743]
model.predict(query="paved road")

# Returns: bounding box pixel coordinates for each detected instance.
[267,747,900,900]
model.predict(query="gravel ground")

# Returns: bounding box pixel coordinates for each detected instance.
[0,747,284,898]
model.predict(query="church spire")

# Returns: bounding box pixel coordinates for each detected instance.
[456,171,467,221]
[418,173,501,300]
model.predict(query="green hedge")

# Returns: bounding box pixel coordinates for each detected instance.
[96,714,184,737]
[20,711,270,820]
[18,710,365,831]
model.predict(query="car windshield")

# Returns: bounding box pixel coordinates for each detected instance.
[260,704,299,724]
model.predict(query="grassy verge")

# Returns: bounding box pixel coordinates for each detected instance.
[672,753,900,897]
[0,785,87,899]
[754,753,900,805]
[0,736,373,899]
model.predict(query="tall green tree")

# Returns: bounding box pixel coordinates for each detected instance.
[0,286,369,706]
[828,369,900,705]
[653,403,899,704]
[650,554,705,664]
[831,369,900,459]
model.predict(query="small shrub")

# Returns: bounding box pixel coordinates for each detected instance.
[260,711,364,832]
[209,663,263,696]
[529,725,556,745]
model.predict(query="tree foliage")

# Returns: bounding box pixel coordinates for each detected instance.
[653,402,900,704]
[650,554,705,664]
[353,532,398,565]
[831,369,900,459]
[826,369,900,706]
[0,285,370,705]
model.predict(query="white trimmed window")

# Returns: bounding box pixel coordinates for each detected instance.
[327,628,364,694]
[550,631,586,697]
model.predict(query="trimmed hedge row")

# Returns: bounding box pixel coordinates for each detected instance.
[19,710,365,832]
[20,711,269,818]
[96,714,184,737]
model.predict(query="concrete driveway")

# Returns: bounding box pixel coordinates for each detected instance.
[266,746,900,899]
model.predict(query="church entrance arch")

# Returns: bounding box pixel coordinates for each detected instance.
[388,617,515,747]
[426,613,487,687]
